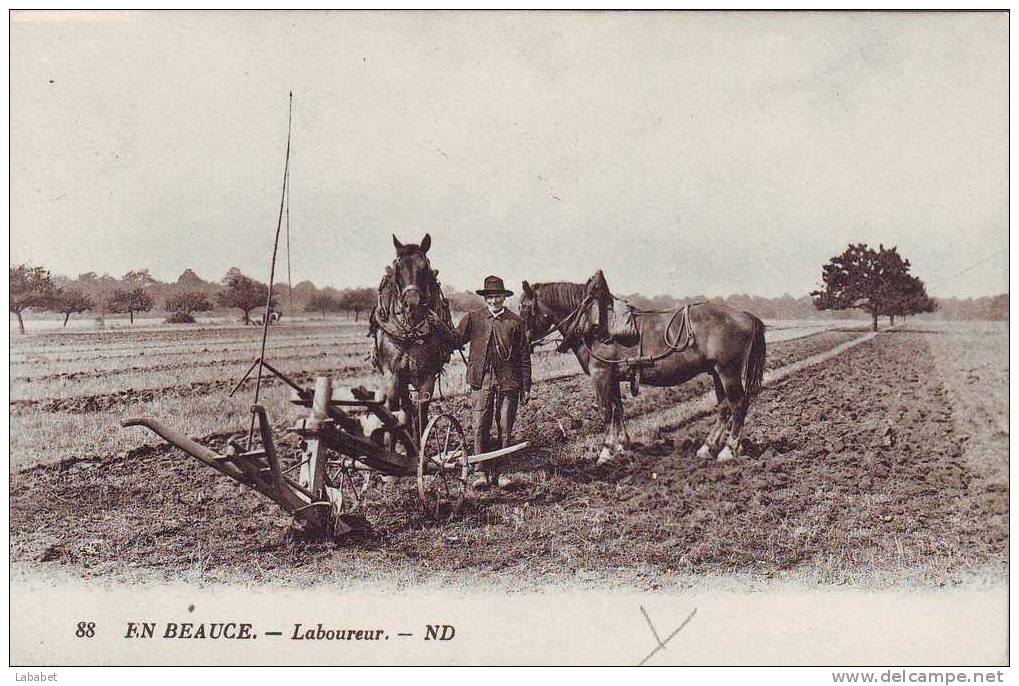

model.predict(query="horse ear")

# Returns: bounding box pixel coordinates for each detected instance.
[522,280,534,297]
[392,235,403,252]
[420,233,431,254]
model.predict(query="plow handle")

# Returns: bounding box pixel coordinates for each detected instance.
[121,417,224,469]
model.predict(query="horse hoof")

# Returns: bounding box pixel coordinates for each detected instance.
[716,446,736,462]
[696,444,713,459]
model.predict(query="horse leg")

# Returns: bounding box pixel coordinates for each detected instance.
[384,372,401,414]
[591,364,617,464]
[378,374,408,490]
[697,372,730,458]
[611,379,630,453]
[716,366,748,462]
[415,374,437,439]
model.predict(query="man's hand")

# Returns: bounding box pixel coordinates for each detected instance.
[520,390,530,406]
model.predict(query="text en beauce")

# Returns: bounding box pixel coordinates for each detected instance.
[124,622,254,639]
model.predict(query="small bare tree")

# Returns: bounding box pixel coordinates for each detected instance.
[55,289,95,327]
[10,264,58,334]
[217,271,274,325]
[340,287,376,322]
[164,290,213,324]
[106,288,154,324]
[304,293,342,319]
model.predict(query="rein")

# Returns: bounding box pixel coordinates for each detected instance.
[528,293,597,353]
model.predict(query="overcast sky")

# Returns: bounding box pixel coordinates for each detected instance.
[10,11,1008,298]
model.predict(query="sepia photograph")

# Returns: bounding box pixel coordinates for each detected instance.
[7,10,1009,668]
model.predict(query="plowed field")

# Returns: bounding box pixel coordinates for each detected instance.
[9,320,1007,589]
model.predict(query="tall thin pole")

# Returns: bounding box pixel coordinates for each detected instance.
[249,91,294,445]
[285,174,293,313]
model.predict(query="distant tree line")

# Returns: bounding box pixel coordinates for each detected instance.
[6,265,426,332]
[9,256,1006,334]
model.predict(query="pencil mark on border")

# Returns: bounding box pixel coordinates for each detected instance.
[638,606,697,666]
[640,605,666,649]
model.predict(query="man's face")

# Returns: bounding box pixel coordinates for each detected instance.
[486,295,506,313]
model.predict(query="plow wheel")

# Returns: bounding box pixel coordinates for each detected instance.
[417,413,468,520]
[322,422,418,513]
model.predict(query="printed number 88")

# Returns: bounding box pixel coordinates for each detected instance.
[76,622,95,638]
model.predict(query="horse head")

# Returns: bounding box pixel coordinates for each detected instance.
[391,233,435,312]
[582,271,635,348]
[582,269,612,339]
[581,270,640,347]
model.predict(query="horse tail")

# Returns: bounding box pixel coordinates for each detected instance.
[742,315,766,398]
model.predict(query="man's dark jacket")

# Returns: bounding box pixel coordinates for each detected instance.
[455,307,532,392]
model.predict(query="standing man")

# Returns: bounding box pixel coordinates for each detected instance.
[455,275,531,489]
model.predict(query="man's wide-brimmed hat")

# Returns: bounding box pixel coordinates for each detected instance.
[476,275,513,297]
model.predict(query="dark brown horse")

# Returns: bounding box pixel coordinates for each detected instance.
[519,271,766,464]
[369,234,455,439]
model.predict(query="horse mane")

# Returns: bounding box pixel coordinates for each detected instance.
[373,273,400,322]
[532,282,587,313]
[534,269,613,310]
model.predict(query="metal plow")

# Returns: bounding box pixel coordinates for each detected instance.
[122,371,527,539]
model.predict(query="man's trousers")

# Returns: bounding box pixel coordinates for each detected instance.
[471,372,519,478]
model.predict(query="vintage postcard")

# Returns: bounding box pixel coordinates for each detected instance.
[8,10,1008,669]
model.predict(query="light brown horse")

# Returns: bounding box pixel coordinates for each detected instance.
[519,271,766,464]
[369,234,455,439]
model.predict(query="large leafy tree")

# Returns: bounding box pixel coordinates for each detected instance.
[106,287,154,324]
[812,243,933,331]
[218,270,274,325]
[10,264,59,334]
[55,289,95,327]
